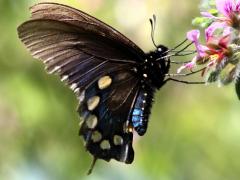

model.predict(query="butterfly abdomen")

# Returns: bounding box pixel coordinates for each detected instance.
[132,86,155,136]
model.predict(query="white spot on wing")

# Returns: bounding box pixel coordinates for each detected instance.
[61,75,69,82]
[48,66,61,74]
[70,83,78,91]
[74,88,80,94]
[78,91,85,102]
[113,135,123,146]
[91,131,102,143]
[86,115,98,129]
[100,140,111,150]
[87,96,100,111]
[98,76,112,90]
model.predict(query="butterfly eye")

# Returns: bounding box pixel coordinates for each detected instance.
[158,47,162,52]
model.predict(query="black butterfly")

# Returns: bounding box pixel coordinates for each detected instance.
[17,2,199,174]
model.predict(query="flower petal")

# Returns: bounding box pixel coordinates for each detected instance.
[223,26,231,36]
[201,11,216,18]
[185,61,196,69]
[219,35,231,48]
[187,30,208,58]
[236,0,240,11]
[205,22,227,41]
[177,65,186,73]
[197,45,209,57]
[177,58,197,73]
[187,29,200,42]
[216,0,234,18]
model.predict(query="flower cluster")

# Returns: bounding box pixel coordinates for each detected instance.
[178,0,240,92]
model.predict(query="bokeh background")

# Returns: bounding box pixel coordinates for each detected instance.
[0,0,240,179]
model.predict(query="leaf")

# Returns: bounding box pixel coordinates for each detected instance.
[192,17,213,28]
[207,71,219,83]
[219,63,236,85]
[208,9,218,16]
[209,0,217,7]
[200,18,213,28]
[235,75,240,100]
[201,0,215,9]
[192,17,204,26]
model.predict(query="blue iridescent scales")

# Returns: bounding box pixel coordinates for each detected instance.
[132,109,143,126]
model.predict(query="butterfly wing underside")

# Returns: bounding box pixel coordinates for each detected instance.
[17,3,146,164]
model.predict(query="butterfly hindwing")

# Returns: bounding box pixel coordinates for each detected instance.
[79,70,139,163]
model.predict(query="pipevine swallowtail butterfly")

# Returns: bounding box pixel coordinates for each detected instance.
[17,2,200,174]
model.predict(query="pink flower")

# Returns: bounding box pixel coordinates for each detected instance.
[178,30,208,73]
[216,0,240,18]
[202,0,240,29]
[187,30,209,57]
[177,29,232,74]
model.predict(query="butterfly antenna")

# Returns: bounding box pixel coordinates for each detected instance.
[87,156,98,175]
[165,78,205,84]
[166,67,206,77]
[156,41,194,61]
[150,14,158,48]
[166,38,188,53]
[174,42,193,54]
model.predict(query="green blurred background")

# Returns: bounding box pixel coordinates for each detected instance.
[0,0,240,179]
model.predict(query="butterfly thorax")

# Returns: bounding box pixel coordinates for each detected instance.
[137,45,170,89]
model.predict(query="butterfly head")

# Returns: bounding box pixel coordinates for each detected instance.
[156,45,168,55]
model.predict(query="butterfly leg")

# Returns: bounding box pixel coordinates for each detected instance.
[164,78,205,84]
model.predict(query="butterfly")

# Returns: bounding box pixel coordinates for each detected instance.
[17,2,200,174]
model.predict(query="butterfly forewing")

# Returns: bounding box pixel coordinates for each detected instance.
[29,2,146,61]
